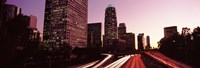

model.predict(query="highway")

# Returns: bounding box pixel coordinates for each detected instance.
[122,54,146,68]
[104,55,131,68]
[145,51,192,68]
[92,54,113,68]
[67,54,113,68]
[67,52,192,68]
[76,54,134,68]
[76,60,100,68]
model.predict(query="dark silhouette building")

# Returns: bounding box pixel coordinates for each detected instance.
[5,4,21,21]
[43,0,88,48]
[0,0,6,17]
[112,39,126,53]
[0,2,41,67]
[88,23,102,48]
[0,4,21,42]
[164,26,177,38]
[118,23,126,38]
[192,26,200,50]
[0,0,6,41]
[181,27,191,46]
[0,0,6,67]
[0,0,6,24]
[0,0,6,28]
[0,3,22,52]
[125,33,135,50]
[29,15,37,29]
[137,33,145,51]
[146,35,150,50]
[104,4,118,48]
[118,23,135,50]
[0,14,41,68]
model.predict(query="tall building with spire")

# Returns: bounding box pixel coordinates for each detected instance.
[104,4,118,48]
[43,0,88,48]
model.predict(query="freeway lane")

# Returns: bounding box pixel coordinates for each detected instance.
[124,55,135,68]
[104,55,131,68]
[76,60,100,68]
[68,52,189,68]
[67,54,113,68]
[137,54,145,68]
[145,52,191,68]
[92,54,113,68]
[123,54,146,68]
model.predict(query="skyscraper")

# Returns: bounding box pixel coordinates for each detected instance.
[164,26,177,38]
[146,35,150,50]
[29,15,37,29]
[118,23,126,36]
[43,0,88,48]
[0,0,6,24]
[104,4,118,47]
[137,33,145,51]
[5,4,21,22]
[117,23,135,50]
[118,23,126,40]
[88,23,102,48]
[0,4,21,42]
[124,33,135,50]
[0,0,6,41]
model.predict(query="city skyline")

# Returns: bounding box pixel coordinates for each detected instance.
[7,0,200,48]
[1,0,200,67]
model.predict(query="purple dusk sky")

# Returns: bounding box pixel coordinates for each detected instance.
[6,0,200,48]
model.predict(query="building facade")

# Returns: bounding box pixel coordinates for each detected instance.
[137,33,145,51]
[0,0,6,25]
[164,26,177,38]
[5,4,21,22]
[0,4,21,42]
[88,23,102,48]
[0,0,6,41]
[1,14,41,67]
[104,4,118,47]
[124,33,135,50]
[29,15,37,29]
[146,35,150,50]
[118,23,135,50]
[118,23,126,38]
[43,0,88,48]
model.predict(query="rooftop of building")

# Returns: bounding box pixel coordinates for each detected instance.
[164,26,177,29]
[107,4,115,8]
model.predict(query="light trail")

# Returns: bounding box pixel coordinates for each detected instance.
[145,52,191,68]
[77,60,100,68]
[104,55,131,68]
[92,54,112,68]
[115,55,131,68]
